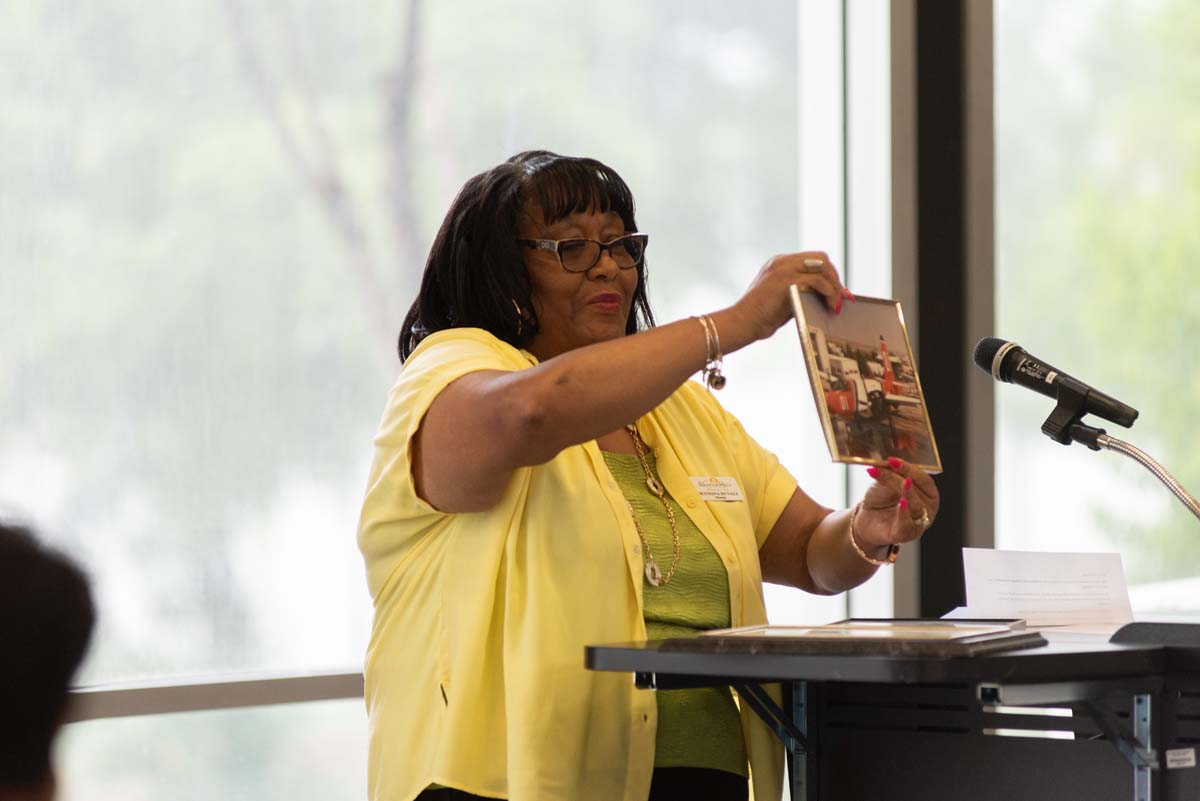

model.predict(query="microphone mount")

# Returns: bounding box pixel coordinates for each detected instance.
[1040,374,1106,448]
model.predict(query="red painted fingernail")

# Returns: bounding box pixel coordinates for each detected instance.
[834,299,843,314]
[899,497,909,511]
[842,288,856,301]
[903,477,913,490]
[866,467,881,479]
[887,457,902,469]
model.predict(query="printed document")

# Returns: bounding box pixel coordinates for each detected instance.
[954,548,1133,629]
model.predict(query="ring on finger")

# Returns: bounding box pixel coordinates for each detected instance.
[910,507,931,530]
[802,258,824,274]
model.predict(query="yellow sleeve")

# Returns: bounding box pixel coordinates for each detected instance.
[357,329,530,597]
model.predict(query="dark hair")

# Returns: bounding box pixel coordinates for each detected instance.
[398,150,656,360]
[0,522,95,790]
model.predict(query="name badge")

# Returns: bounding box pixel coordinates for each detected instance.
[689,476,745,502]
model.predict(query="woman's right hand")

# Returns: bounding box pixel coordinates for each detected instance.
[720,250,852,350]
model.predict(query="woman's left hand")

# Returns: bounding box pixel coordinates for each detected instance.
[853,457,940,550]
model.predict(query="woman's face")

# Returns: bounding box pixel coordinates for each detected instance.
[518,206,640,361]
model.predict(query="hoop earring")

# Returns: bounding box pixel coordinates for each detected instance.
[511,298,523,336]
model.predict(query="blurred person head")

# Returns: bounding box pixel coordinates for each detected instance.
[398,149,656,361]
[0,522,95,801]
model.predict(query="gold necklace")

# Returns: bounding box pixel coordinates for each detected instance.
[625,424,681,587]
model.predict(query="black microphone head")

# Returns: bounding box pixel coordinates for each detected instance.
[973,337,1007,372]
[973,337,1025,382]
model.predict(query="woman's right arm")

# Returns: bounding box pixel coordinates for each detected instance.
[413,252,849,513]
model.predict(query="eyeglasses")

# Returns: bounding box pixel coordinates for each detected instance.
[516,233,648,273]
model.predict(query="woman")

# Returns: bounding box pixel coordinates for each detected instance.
[357,150,939,801]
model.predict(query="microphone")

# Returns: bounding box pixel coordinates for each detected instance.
[973,337,1139,428]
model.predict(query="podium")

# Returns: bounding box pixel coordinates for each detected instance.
[586,624,1200,801]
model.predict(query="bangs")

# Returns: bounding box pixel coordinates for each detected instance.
[514,152,637,228]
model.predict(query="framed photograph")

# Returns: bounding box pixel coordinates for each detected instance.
[673,619,1045,658]
[790,286,942,473]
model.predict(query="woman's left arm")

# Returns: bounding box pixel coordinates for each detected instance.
[758,459,940,595]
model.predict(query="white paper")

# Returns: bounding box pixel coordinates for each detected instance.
[960,548,1133,627]
[941,606,1122,640]
[941,606,1123,637]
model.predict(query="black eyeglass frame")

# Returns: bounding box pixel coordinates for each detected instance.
[516,233,649,273]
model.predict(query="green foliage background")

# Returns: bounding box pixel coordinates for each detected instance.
[2,1,802,797]
[10,0,1196,793]
[997,0,1200,583]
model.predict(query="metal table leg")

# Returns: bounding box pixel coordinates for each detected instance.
[792,681,810,801]
[981,680,1157,801]
[731,681,812,800]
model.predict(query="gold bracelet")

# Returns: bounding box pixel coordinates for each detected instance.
[696,314,726,390]
[848,503,900,566]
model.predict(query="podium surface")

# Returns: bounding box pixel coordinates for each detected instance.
[587,636,1164,685]
[587,633,1200,801]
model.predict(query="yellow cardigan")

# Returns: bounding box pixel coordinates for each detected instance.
[357,328,796,801]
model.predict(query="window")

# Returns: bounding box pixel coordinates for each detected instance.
[994,0,1200,611]
[59,700,367,799]
[3,2,891,795]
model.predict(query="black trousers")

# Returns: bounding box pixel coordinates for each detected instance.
[415,767,749,801]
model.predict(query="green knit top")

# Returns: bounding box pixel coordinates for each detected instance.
[602,450,747,778]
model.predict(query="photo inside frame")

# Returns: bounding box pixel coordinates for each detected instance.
[789,286,942,473]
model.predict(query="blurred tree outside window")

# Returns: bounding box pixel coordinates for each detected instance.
[2,2,889,797]
[995,0,1200,610]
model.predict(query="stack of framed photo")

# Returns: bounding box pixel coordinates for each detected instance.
[681,619,1046,658]
[789,286,942,473]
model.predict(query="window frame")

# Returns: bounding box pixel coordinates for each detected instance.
[66,671,364,723]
